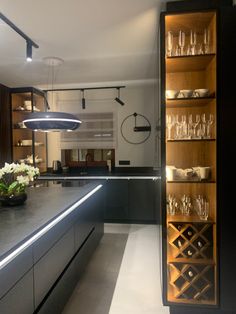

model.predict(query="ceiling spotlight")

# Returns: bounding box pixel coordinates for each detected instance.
[115,88,125,106]
[81,90,86,109]
[26,41,32,62]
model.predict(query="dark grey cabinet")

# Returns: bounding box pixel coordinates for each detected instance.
[128,179,155,221]
[0,270,34,314]
[105,180,129,221]
[0,246,33,300]
[0,184,104,313]
[105,179,159,223]
[34,227,75,308]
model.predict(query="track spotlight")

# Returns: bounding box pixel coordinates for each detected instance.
[115,88,125,106]
[81,90,86,109]
[26,41,32,62]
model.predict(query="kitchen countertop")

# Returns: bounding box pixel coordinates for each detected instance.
[0,181,102,262]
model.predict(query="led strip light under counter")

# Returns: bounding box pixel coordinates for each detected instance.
[0,184,103,270]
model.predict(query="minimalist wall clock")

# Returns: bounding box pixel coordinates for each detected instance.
[120,112,151,144]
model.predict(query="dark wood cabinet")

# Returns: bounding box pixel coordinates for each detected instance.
[0,84,11,166]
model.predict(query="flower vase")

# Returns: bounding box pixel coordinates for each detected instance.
[0,193,27,206]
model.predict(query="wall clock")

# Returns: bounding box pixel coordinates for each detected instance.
[120,112,151,144]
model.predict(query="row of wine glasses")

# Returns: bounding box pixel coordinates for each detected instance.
[166,113,214,140]
[167,194,209,220]
[166,28,211,57]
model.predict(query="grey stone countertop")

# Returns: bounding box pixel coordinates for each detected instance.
[0,181,102,261]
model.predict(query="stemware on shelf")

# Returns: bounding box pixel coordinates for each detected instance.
[166,31,174,57]
[166,28,212,57]
[204,28,211,54]
[166,114,175,140]
[190,30,197,55]
[178,30,186,56]
[195,195,210,220]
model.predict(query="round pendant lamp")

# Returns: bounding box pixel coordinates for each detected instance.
[23,56,82,132]
[23,112,81,132]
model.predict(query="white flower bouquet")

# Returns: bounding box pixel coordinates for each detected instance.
[0,162,39,197]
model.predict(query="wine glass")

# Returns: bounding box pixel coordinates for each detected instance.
[166,115,175,140]
[192,114,200,138]
[204,28,210,54]
[174,114,182,139]
[178,30,186,56]
[190,30,197,55]
[201,113,207,138]
[181,115,188,139]
[206,114,214,138]
[166,31,174,57]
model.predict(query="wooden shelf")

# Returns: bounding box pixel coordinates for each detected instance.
[166,96,215,108]
[167,215,215,224]
[167,180,216,184]
[166,54,216,73]
[167,139,216,143]
[168,258,215,265]
[167,295,217,306]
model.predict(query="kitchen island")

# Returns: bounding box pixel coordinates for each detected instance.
[39,173,161,224]
[0,181,104,313]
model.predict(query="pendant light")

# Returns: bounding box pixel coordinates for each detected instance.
[23,57,81,132]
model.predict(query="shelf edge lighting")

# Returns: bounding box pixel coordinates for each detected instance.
[0,184,103,270]
[23,112,81,132]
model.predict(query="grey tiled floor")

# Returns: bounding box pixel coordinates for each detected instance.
[63,224,169,314]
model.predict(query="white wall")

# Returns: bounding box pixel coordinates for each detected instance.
[47,83,160,168]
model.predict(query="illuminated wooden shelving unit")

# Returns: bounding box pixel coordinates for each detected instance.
[11,87,47,173]
[161,10,218,307]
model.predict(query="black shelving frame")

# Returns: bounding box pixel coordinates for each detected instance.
[10,87,47,169]
[160,2,236,313]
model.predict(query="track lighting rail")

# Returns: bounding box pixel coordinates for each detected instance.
[0,12,39,48]
[43,86,126,92]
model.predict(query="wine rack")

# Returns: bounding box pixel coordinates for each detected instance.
[168,222,214,260]
[169,263,215,303]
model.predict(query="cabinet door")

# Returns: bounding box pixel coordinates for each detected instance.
[128,179,155,222]
[0,270,34,314]
[0,246,33,299]
[105,180,129,221]
[34,227,74,308]
[33,211,75,263]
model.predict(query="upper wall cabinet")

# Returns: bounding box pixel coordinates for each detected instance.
[11,87,47,173]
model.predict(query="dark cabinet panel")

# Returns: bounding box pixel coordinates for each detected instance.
[34,227,74,308]
[37,260,77,314]
[0,246,33,299]
[105,180,129,221]
[74,201,95,251]
[128,179,155,221]
[105,179,159,223]
[0,269,34,314]
[33,211,75,263]
[0,84,11,166]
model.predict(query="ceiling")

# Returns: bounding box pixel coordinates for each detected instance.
[0,0,172,88]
